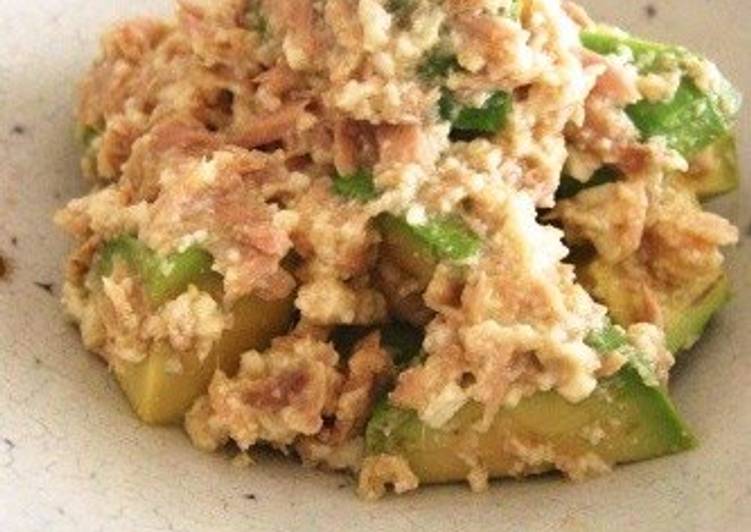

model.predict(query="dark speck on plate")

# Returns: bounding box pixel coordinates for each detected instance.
[10,236,18,246]
[243,493,257,501]
[34,281,55,295]
[3,437,15,449]
[645,4,658,18]
[10,124,26,135]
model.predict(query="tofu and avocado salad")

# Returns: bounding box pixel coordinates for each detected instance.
[56,0,741,499]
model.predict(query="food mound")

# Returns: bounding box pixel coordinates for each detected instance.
[56,0,741,499]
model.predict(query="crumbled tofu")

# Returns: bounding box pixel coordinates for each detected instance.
[358,0,392,52]
[420,381,469,429]
[357,454,419,500]
[638,70,682,103]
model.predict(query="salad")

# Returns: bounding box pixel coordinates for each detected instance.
[56,0,741,499]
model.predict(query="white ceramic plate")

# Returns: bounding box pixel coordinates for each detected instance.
[1,1,749,530]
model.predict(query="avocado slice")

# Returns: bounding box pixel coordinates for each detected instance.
[561,30,741,205]
[626,78,730,159]
[560,134,739,201]
[376,209,479,287]
[578,258,731,354]
[671,134,740,200]
[378,213,479,267]
[581,26,740,160]
[366,364,695,484]
[330,168,481,265]
[664,275,731,354]
[97,235,214,307]
[332,175,480,326]
[375,213,478,325]
[115,278,295,424]
[581,27,683,74]
[95,236,295,424]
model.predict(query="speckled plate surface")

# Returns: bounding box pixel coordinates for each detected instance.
[0,1,749,531]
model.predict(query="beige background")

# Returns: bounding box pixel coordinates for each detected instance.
[0,1,748,530]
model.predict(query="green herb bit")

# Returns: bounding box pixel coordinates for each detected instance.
[332,169,379,202]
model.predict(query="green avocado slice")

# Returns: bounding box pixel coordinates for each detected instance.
[664,275,731,353]
[581,26,740,160]
[93,235,295,424]
[97,235,214,307]
[374,212,477,326]
[378,214,481,264]
[625,78,730,159]
[578,258,731,354]
[330,170,482,266]
[560,134,739,202]
[671,134,740,200]
[366,364,695,484]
